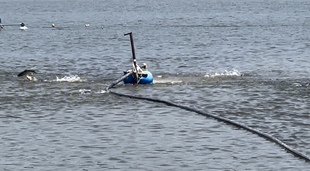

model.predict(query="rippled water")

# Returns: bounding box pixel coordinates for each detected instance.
[1,0,310,170]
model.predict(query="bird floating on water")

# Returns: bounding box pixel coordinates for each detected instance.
[19,23,28,30]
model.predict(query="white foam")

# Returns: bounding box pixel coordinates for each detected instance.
[55,75,86,82]
[154,79,182,84]
[79,89,92,94]
[78,89,108,95]
[99,90,107,94]
[204,69,242,78]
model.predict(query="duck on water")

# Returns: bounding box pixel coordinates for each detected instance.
[19,23,28,30]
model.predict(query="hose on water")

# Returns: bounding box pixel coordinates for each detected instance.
[105,71,133,91]
[109,89,310,162]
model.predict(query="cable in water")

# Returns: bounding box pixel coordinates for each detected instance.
[108,89,310,163]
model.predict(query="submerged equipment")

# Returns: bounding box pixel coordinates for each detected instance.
[123,32,153,85]
[123,70,153,84]
[105,32,153,91]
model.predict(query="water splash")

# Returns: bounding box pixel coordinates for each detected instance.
[78,89,108,95]
[78,89,92,94]
[154,79,183,84]
[55,75,86,82]
[293,82,309,87]
[204,69,242,78]
[99,90,107,94]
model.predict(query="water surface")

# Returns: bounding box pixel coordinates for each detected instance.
[1,0,309,170]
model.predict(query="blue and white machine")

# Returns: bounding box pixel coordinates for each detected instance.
[123,70,153,84]
[123,32,153,85]
[105,32,154,91]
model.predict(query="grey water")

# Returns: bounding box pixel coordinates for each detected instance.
[1,0,310,170]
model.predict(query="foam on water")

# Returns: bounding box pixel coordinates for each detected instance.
[55,75,86,82]
[154,76,183,84]
[78,89,92,94]
[153,69,242,85]
[78,89,107,94]
[293,82,309,87]
[204,69,242,78]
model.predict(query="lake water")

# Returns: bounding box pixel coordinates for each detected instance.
[0,0,310,170]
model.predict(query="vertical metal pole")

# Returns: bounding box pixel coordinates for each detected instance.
[124,32,139,84]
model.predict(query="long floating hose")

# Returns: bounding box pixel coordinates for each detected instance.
[105,71,133,91]
[109,90,310,162]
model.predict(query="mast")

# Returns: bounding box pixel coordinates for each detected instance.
[124,32,139,84]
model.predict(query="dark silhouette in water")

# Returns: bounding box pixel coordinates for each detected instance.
[17,70,38,81]
[0,18,3,30]
[17,69,36,76]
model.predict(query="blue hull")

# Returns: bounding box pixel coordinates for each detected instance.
[123,71,153,84]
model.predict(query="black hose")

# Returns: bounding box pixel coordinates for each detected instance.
[105,71,132,91]
[109,90,310,162]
